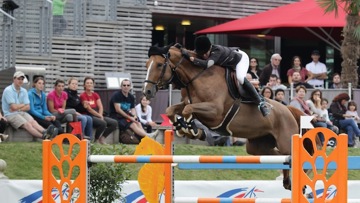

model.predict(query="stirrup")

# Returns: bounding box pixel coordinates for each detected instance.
[258,102,270,117]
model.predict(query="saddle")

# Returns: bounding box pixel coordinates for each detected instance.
[225,68,253,103]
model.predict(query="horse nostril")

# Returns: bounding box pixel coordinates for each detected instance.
[146,90,152,95]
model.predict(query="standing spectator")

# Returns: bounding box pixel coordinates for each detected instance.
[28,77,63,135]
[274,89,287,105]
[247,57,261,80]
[329,73,343,89]
[287,56,308,84]
[266,74,287,90]
[135,96,158,133]
[330,93,360,147]
[47,79,78,133]
[52,0,67,36]
[261,87,274,99]
[1,71,57,139]
[259,53,282,86]
[109,79,158,139]
[64,77,93,140]
[0,111,8,142]
[305,50,327,88]
[291,72,313,89]
[80,76,118,144]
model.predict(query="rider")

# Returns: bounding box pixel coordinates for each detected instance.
[186,35,269,116]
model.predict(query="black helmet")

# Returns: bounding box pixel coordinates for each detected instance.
[195,36,211,55]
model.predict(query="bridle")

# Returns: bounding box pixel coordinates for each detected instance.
[144,46,207,100]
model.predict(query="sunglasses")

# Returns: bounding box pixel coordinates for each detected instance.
[122,84,131,87]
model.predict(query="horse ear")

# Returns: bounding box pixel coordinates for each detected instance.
[174,43,182,49]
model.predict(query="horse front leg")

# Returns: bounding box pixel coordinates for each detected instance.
[181,102,221,140]
[165,102,190,137]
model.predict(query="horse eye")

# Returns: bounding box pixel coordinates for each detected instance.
[157,63,163,68]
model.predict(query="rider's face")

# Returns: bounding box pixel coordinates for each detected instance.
[202,50,211,59]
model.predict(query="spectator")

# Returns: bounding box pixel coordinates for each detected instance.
[261,86,274,99]
[52,0,67,36]
[305,50,327,88]
[345,101,360,122]
[329,73,343,89]
[109,79,159,140]
[319,98,339,134]
[28,77,63,135]
[274,89,287,105]
[259,53,282,86]
[291,72,313,89]
[80,76,118,144]
[246,73,260,90]
[329,93,360,147]
[135,95,158,133]
[0,111,8,142]
[47,79,78,133]
[64,77,93,140]
[1,71,57,140]
[247,57,261,80]
[305,90,331,144]
[266,74,287,90]
[289,85,311,115]
[287,56,308,84]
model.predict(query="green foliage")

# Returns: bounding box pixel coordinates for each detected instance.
[88,144,132,203]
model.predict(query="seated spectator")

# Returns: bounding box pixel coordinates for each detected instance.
[266,74,287,91]
[330,93,360,147]
[319,98,339,134]
[246,73,260,90]
[64,77,93,140]
[28,77,63,135]
[329,73,343,89]
[109,79,158,141]
[1,71,57,139]
[291,72,313,89]
[80,76,118,144]
[47,79,78,133]
[287,56,308,84]
[0,111,8,141]
[289,85,311,115]
[274,89,287,105]
[261,86,274,99]
[135,96,158,133]
[345,101,360,123]
[247,57,261,80]
[306,90,335,144]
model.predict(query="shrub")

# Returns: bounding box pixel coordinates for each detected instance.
[88,144,131,203]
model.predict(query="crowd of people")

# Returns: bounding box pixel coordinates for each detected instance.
[0,72,158,145]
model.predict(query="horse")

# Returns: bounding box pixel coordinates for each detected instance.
[143,44,310,191]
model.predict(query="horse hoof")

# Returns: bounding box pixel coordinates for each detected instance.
[175,130,185,137]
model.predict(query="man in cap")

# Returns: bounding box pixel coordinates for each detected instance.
[184,35,269,116]
[305,50,328,88]
[1,71,58,139]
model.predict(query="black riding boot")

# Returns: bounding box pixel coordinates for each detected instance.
[242,79,270,116]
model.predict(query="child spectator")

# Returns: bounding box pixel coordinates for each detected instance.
[320,98,339,134]
[345,101,360,121]
[135,96,157,133]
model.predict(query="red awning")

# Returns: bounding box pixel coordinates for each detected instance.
[196,0,346,50]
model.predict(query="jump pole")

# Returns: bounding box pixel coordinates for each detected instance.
[42,127,349,202]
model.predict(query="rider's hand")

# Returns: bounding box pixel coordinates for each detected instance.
[181,49,191,61]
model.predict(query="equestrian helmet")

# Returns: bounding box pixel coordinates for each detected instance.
[195,36,211,55]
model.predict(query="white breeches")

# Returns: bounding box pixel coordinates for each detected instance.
[234,49,249,85]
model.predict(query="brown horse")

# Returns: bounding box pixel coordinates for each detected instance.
[143,44,304,190]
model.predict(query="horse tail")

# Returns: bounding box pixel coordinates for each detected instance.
[286,106,323,153]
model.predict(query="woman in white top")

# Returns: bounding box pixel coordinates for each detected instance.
[135,96,157,133]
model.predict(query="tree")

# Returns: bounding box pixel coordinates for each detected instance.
[317,0,360,88]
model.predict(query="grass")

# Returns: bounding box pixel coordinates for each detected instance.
[1,142,360,181]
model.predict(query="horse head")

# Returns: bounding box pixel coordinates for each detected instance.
[143,44,195,99]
